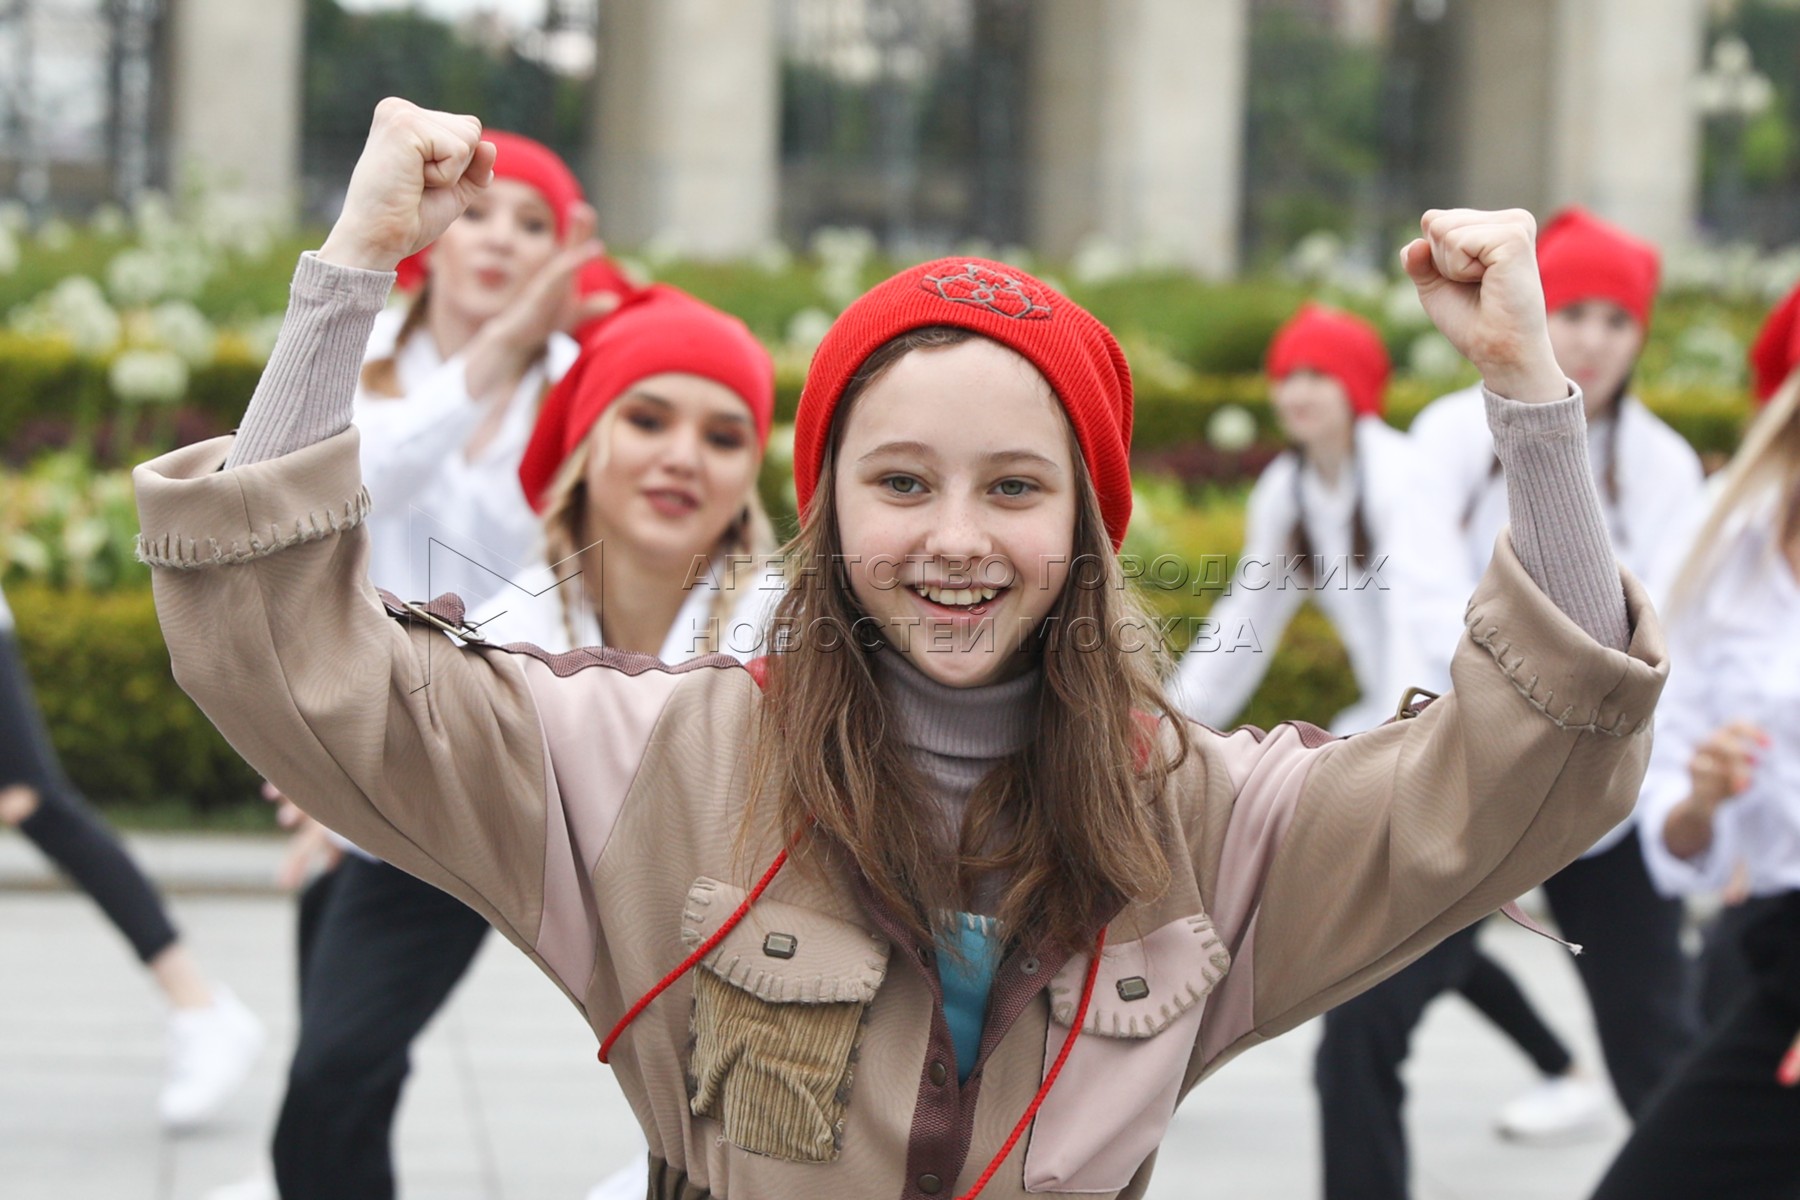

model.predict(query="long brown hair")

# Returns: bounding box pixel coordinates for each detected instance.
[536,404,776,652]
[745,327,1190,958]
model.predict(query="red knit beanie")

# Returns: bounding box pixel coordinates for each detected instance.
[1537,207,1661,327]
[1265,303,1390,418]
[396,131,588,291]
[794,258,1134,549]
[1750,282,1800,405]
[517,285,775,512]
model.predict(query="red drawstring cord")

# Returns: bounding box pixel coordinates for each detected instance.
[598,844,1108,1199]
[955,924,1107,1200]
[597,845,792,1065]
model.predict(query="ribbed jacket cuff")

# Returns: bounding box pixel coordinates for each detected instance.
[1482,384,1630,652]
[223,252,394,469]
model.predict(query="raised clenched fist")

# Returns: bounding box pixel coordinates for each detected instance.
[1401,209,1567,404]
[318,97,498,274]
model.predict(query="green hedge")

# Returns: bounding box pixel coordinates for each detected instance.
[0,334,1759,466]
[0,333,265,457]
[8,582,260,811]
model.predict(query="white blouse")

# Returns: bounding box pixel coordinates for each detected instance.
[353,305,579,612]
[1172,418,1443,734]
[1638,493,1800,898]
[1391,385,1704,857]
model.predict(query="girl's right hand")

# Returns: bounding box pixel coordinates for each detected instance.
[1688,719,1768,812]
[318,97,498,274]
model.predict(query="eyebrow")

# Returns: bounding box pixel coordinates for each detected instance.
[856,441,1064,473]
[622,389,752,426]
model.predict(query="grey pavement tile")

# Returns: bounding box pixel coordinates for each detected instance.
[5,865,1643,1200]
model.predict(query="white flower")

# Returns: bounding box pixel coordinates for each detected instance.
[1382,280,1429,328]
[1407,331,1465,380]
[751,240,793,275]
[784,307,835,352]
[1286,231,1345,283]
[1070,236,1131,286]
[817,260,863,310]
[0,200,27,234]
[150,301,217,366]
[1206,405,1259,453]
[106,249,170,307]
[0,227,18,276]
[109,348,189,404]
[45,277,122,354]
[809,226,877,272]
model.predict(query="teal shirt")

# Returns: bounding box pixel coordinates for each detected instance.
[936,913,1002,1083]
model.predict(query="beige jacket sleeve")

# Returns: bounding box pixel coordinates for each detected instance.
[133,429,727,1011]
[1187,535,1667,1075]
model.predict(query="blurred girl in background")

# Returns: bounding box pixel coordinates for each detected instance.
[1591,287,1800,1199]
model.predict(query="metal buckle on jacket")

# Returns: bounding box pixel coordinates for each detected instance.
[1393,685,1441,721]
[399,598,487,645]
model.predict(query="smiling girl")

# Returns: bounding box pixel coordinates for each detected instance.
[136,101,1667,1200]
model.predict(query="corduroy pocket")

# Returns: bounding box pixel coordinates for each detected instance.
[680,877,891,1163]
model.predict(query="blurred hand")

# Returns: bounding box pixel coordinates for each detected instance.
[1401,209,1565,403]
[481,202,615,355]
[318,97,496,274]
[1688,719,1768,813]
[261,780,342,890]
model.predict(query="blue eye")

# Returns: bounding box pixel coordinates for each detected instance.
[996,479,1033,497]
[882,475,923,495]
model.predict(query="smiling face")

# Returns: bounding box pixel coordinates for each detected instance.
[831,337,1077,689]
[1270,367,1355,456]
[1547,299,1644,416]
[426,177,560,328]
[581,372,761,566]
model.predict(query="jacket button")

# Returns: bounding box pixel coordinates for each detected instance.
[762,932,798,959]
[929,1060,948,1086]
[918,1174,943,1194]
[1117,975,1151,1002]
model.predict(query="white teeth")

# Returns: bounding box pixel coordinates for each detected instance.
[912,584,999,607]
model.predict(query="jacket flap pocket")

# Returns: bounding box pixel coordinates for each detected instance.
[680,876,890,1004]
[1046,912,1231,1038]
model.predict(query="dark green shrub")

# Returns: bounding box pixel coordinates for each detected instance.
[8,583,260,811]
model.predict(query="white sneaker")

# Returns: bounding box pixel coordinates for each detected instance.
[1494,1073,1610,1144]
[203,1168,278,1200]
[159,985,266,1130]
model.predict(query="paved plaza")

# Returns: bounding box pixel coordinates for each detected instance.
[1,830,1632,1199]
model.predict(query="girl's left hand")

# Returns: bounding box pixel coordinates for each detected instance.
[1401,208,1567,404]
[1780,1029,1800,1087]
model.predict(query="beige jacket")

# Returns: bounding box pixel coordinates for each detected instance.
[135,426,1666,1200]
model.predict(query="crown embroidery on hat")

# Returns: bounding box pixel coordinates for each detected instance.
[920,263,1053,320]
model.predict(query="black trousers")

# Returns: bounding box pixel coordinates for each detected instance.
[0,630,177,963]
[1316,830,1698,1200]
[272,854,490,1200]
[1590,892,1800,1200]
[1458,948,1573,1077]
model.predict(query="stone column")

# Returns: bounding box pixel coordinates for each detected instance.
[589,0,778,259]
[1027,0,1247,277]
[1447,0,1704,246]
[1545,0,1706,247]
[162,0,304,218]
